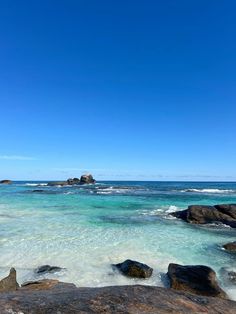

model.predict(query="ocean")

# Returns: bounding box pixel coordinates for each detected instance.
[0,181,236,298]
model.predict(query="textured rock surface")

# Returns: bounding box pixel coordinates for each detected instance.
[113,259,153,278]
[0,268,19,292]
[223,241,236,251]
[172,204,236,228]
[0,283,236,314]
[167,263,227,299]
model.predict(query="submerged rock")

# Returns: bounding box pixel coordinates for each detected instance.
[35,265,64,274]
[32,189,45,193]
[0,283,236,314]
[220,267,236,285]
[80,174,96,184]
[0,180,12,184]
[113,259,153,278]
[167,263,227,299]
[0,268,19,292]
[223,241,236,252]
[47,181,68,186]
[171,204,236,228]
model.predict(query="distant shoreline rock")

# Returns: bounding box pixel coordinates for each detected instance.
[0,180,12,184]
[171,204,236,228]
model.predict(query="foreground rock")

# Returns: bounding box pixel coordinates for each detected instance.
[167,263,227,299]
[35,265,64,274]
[223,241,236,252]
[0,180,12,184]
[0,268,19,292]
[0,282,236,314]
[113,259,153,278]
[172,204,236,228]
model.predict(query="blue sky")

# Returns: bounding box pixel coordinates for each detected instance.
[0,0,235,181]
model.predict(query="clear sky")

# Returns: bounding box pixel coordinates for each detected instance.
[0,0,235,181]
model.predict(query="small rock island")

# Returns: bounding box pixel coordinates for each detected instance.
[47,174,96,186]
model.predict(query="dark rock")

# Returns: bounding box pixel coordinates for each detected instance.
[80,174,96,184]
[47,181,68,186]
[35,265,64,274]
[0,283,236,314]
[223,241,236,252]
[67,177,80,185]
[167,263,227,299]
[0,268,19,292]
[172,204,236,228]
[113,259,153,278]
[0,180,12,184]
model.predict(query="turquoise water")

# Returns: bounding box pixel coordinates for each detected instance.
[1,181,236,298]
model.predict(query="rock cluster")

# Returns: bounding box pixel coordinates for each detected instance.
[171,204,236,228]
[0,262,233,313]
[47,174,96,186]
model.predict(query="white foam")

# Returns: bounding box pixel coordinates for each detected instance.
[182,188,234,194]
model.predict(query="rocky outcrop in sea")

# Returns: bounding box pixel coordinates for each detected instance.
[171,204,236,227]
[47,174,96,186]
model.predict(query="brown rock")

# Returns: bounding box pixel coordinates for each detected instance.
[21,279,76,291]
[167,263,227,299]
[0,268,19,292]
[223,241,236,252]
[0,284,235,313]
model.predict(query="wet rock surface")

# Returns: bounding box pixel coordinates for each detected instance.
[223,241,236,252]
[113,259,153,278]
[172,204,236,228]
[167,263,227,299]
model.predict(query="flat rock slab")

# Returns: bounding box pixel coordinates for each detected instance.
[0,284,236,314]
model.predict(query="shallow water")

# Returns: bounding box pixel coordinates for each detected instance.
[0,181,236,298]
